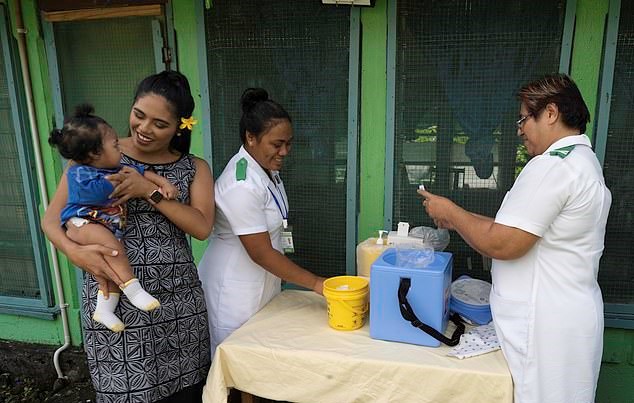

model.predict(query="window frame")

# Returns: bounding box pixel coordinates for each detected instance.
[384,0,577,230]
[0,5,54,318]
[40,2,177,306]
[200,2,361,277]
[595,0,634,329]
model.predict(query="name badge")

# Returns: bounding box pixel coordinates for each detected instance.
[282,224,294,254]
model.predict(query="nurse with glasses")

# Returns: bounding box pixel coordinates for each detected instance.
[418,74,610,403]
[516,113,532,129]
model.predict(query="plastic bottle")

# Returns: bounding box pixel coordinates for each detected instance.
[356,230,389,278]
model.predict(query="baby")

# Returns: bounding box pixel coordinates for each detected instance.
[48,104,176,332]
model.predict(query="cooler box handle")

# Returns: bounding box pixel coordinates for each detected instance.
[398,277,465,347]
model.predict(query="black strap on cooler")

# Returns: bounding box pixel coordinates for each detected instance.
[398,277,465,347]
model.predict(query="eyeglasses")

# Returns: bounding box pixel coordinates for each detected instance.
[516,113,532,129]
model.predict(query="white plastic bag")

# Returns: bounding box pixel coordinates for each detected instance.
[394,237,435,269]
[395,245,435,269]
[409,226,450,251]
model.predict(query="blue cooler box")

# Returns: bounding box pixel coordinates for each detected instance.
[369,249,453,347]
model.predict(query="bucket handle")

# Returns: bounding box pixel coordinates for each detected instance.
[398,277,464,347]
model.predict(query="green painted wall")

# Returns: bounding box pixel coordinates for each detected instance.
[0,314,72,345]
[24,0,84,347]
[172,0,208,261]
[572,0,634,401]
[598,329,634,403]
[0,0,208,346]
[355,0,634,401]
[358,0,387,242]
[0,1,632,400]
[568,1,634,401]
[0,0,83,346]
[569,0,609,140]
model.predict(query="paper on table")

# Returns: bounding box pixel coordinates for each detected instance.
[448,323,500,359]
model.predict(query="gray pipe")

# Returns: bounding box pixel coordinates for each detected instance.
[13,0,71,382]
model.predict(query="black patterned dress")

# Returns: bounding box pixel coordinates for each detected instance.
[81,154,211,403]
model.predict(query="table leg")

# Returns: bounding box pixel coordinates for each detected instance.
[240,391,256,403]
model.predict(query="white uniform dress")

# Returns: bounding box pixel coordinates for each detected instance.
[492,135,611,403]
[198,146,287,359]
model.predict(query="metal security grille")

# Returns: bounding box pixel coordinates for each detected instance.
[204,1,351,277]
[599,0,634,304]
[53,17,157,135]
[0,12,41,299]
[393,0,566,280]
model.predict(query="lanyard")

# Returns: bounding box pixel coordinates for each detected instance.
[267,177,288,227]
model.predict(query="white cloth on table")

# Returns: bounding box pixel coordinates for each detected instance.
[203,290,513,403]
[448,323,500,359]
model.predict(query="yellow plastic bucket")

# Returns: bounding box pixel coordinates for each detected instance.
[323,276,369,331]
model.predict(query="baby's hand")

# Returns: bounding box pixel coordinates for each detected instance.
[106,178,121,188]
[106,176,121,187]
[159,182,179,200]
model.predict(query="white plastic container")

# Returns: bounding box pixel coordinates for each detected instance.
[356,231,389,279]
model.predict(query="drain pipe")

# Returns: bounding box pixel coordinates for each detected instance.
[13,0,71,384]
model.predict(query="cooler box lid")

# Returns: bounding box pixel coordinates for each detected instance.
[449,276,492,325]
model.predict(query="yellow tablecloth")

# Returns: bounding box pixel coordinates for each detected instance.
[202,290,513,403]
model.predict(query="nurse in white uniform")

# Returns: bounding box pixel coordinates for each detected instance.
[198,88,326,359]
[418,74,611,403]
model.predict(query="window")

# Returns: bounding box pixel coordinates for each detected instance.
[204,0,355,277]
[597,0,634,309]
[390,0,568,279]
[48,16,161,135]
[0,6,52,313]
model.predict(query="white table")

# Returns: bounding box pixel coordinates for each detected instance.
[202,290,513,403]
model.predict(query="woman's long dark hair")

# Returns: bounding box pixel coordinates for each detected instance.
[133,70,195,154]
